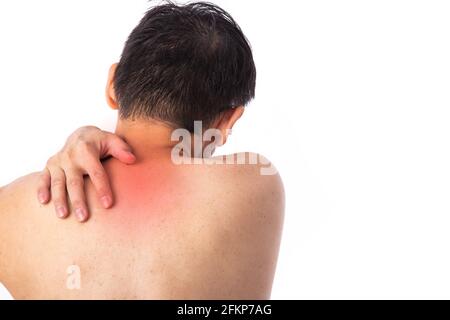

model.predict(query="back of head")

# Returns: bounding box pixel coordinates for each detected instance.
[114,1,256,132]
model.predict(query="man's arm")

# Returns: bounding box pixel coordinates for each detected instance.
[232,158,285,298]
[0,175,32,289]
[0,185,5,283]
[0,182,13,284]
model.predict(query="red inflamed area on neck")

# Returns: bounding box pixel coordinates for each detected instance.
[88,157,196,231]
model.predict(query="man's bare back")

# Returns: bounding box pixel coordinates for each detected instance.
[0,2,283,299]
[0,150,284,299]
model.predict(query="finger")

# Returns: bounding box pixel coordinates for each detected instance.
[104,133,136,164]
[48,167,69,219]
[84,158,113,209]
[65,169,89,222]
[37,168,51,204]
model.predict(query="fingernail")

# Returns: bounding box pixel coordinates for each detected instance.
[101,195,111,208]
[38,192,47,204]
[57,206,67,218]
[75,208,86,221]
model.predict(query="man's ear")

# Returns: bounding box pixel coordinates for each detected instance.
[214,106,245,145]
[105,63,119,110]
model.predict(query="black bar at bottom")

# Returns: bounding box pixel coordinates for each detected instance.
[0,300,446,319]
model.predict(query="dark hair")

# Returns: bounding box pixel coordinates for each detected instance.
[114,1,256,132]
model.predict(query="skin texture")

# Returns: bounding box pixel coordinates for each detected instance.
[0,142,284,299]
[0,64,283,299]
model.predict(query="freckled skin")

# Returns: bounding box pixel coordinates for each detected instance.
[0,127,284,299]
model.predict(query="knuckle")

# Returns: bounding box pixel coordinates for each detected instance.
[72,127,87,139]
[66,139,92,159]
[92,169,105,179]
[51,178,65,188]
[68,178,83,188]
[38,171,48,182]
[83,125,100,133]
[77,135,88,144]
[46,157,55,167]
[62,152,75,164]
[47,154,62,167]
[76,141,92,155]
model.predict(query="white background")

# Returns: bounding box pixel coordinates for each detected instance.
[1,0,450,299]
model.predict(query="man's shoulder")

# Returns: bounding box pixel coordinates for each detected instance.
[0,172,39,203]
[210,152,283,189]
[196,152,285,219]
[195,152,285,289]
[0,172,41,288]
[0,172,40,203]
[0,172,42,228]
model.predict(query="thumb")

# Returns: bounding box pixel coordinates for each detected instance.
[103,132,136,164]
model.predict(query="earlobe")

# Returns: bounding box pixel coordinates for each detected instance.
[219,106,245,145]
[228,106,245,127]
[106,63,119,110]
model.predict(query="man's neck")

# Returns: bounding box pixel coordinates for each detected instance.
[115,119,179,161]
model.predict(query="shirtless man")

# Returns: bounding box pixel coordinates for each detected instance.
[0,2,284,299]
